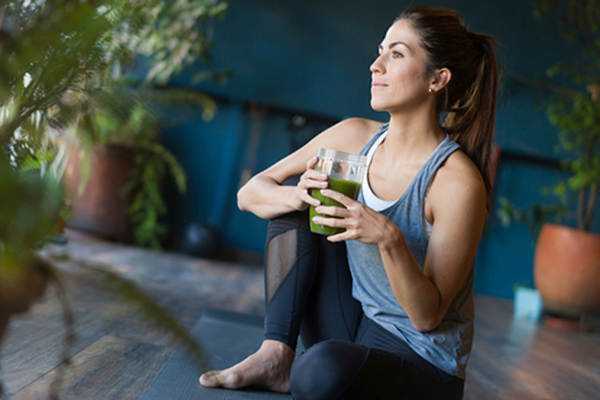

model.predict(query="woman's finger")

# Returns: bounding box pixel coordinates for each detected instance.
[296,156,331,209]
[315,205,350,218]
[299,177,328,191]
[300,187,321,206]
[305,156,319,170]
[326,231,352,243]
[311,214,345,229]
[298,176,327,196]
[303,157,327,180]
[319,189,354,207]
[301,170,328,185]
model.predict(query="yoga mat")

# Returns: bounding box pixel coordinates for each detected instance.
[139,308,293,400]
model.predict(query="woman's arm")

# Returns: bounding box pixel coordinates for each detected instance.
[237,118,378,220]
[314,151,486,332]
[378,161,486,331]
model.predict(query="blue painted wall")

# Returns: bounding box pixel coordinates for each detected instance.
[161,0,599,299]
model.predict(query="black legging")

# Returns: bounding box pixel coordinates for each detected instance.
[262,210,465,400]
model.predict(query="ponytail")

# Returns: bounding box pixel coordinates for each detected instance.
[397,7,500,212]
[443,34,499,212]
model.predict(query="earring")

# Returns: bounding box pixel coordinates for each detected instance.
[428,88,434,94]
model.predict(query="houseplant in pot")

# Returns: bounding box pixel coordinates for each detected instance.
[57,0,227,249]
[61,87,209,249]
[500,0,600,327]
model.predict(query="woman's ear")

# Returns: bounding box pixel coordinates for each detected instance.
[430,68,452,92]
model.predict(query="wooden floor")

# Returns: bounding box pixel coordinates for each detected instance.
[1,230,599,399]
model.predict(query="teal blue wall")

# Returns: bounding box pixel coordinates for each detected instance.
[161,0,599,299]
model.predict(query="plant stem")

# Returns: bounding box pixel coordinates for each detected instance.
[578,137,598,231]
[578,185,586,230]
[507,69,580,97]
[584,184,598,232]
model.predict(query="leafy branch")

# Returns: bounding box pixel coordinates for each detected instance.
[528,0,600,232]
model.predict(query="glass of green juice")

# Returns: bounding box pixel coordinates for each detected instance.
[309,148,368,235]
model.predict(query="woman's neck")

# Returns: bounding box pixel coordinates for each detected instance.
[383,107,446,163]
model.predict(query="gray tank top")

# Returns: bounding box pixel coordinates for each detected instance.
[346,122,475,379]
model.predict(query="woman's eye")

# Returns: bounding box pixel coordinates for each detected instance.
[392,51,403,58]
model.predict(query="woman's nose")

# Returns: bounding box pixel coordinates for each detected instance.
[370,55,384,74]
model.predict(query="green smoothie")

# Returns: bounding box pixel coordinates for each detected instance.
[309,176,362,235]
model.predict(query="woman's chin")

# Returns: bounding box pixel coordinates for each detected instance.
[370,103,388,113]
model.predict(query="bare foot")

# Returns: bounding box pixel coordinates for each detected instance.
[199,339,295,392]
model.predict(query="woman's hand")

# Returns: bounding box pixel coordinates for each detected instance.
[292,156,329,211]
[311,189,399,245]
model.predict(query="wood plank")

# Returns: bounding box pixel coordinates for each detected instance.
[7,335,171,400]
[468,295,600,400]
[0,272,142,397]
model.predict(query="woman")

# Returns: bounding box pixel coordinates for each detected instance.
[200,6,498,399]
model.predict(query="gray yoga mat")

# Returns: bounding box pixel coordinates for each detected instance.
[139,308,293,400]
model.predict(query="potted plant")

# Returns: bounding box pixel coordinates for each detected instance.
[499,0,600,325]
[53,0,228,249]
[61,88,208,249]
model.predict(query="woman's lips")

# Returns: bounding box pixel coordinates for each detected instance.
[371,82,388,88]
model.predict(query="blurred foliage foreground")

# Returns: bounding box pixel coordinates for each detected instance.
[1,0,229,248]
[0,0,232,397]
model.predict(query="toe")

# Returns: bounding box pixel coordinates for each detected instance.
[199,371,219,387]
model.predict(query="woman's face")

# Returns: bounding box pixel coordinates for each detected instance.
[370,19,432,114]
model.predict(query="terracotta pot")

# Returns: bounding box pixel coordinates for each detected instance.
[534,223,600,316]
[64,145,133,241]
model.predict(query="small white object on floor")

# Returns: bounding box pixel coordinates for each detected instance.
[513,287,542,321]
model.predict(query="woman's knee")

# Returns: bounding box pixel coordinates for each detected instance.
[289,340,368,400]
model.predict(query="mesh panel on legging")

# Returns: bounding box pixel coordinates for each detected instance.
[263,211,318,350]
[264,211,317,306]
[265,229,297,306]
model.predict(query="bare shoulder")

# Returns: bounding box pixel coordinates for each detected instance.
[317,117,384,153]
[429,149,486,216]
[438,149,484,188]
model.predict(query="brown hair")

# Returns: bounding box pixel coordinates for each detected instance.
[396,6,499,212]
